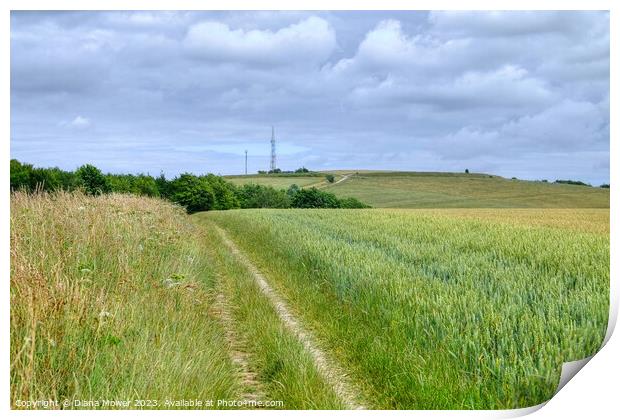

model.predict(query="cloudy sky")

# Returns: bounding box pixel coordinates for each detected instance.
[10,11,609,183]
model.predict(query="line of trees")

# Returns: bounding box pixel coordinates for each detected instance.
[554,179,609,188]
[554,179,591,187]
[10,159,370,213]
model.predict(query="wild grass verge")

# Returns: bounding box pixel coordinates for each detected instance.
[10,191,239,409]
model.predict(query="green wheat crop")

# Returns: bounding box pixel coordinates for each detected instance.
[200,208,609,409]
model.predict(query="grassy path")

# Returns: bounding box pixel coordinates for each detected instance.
[213,291,266,403]
[332,173,351,185]
[11,192,347,409]
[200,219,346,409]
[212,224,367,410]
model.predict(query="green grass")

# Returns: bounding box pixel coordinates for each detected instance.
[321,172,609,208]
[11,191,345,410]
[225,174,336,189]
[10,192,241,408]
[201,208,609,409]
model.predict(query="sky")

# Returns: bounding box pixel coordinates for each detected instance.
[10,11,610,184]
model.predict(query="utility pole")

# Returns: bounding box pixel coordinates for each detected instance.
[244,150,248,175]
[270,126,276,172]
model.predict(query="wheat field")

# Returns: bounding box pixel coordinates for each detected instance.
[200,208,609,409]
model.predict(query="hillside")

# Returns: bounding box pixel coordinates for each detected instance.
[224,173,337,190]
[320,171,610,208]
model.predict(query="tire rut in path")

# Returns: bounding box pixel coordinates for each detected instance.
[213,290,266,403]
[213,225,367,410]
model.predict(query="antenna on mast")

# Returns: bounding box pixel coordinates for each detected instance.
[270,126,276,172]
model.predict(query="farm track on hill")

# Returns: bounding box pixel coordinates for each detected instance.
[213,224,367,410]
[332,174,351,185]
[315,173,352,189]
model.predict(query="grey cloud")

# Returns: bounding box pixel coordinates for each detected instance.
[437,98,609,160]
[346,65,555,111]
[428,11,603,38]
[10,11,609,184]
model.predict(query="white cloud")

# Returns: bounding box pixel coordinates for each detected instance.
[183,16,336,66]
[435,65,554,108]
[66,115,91,129]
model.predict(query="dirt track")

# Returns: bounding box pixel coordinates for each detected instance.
[213,224,366,410]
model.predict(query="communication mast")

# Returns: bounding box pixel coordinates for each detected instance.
[244,150,248,175]
[270,126,276,172]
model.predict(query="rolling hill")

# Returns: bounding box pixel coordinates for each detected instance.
[228,171,609,208]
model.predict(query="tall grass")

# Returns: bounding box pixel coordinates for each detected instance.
[203,208,609,409]
[10,192,239,408]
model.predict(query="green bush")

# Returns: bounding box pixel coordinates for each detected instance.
[286,184,300,197]
[10,159,78,192]
[155,173,171,198]
[291,188,340,208]
[203,174,240,210]
[76,164,111,196]
[133,175,160,197]
[326,174,335,183]
[168,174,215,213]
[106,174,134,194]
[237,184,291,209]
[339,197,371,209]
[10,159,371,213]
[106,173,160,197]
[10,159,31,191]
